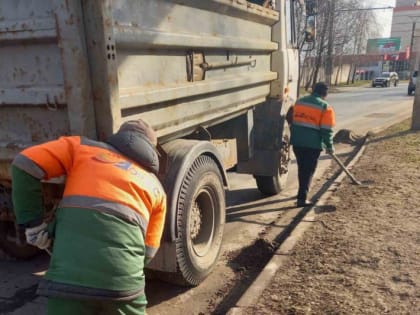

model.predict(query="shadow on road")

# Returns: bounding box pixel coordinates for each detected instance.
[0,284,38,314]
[145,278,191,308]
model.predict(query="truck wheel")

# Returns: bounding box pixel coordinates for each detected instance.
[255,127,291,196]
[0,222,39,259]
[175,155,225,286]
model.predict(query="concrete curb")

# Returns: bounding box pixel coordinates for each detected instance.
[226,115,407,314]
[227,142,367,314]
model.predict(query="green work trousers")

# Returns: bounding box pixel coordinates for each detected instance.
[47,295,147,315]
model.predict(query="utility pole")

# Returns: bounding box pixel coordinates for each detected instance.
[325,0,335,86]
[409,22,416,70]
[412,69,420,130]
[410,20,420,130]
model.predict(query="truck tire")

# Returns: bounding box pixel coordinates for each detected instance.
[255,126,291,196]
[175,155,225,286]
[0,222,39,259]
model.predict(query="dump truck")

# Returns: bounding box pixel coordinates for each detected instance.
[0,0,316,285]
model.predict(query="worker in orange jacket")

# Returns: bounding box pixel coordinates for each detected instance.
[11,119,166,315]
[288,82,336,207]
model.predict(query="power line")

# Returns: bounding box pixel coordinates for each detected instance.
[336,6,394,12]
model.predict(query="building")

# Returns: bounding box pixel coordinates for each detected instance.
[391,0,420,74]
[300,1,420,85]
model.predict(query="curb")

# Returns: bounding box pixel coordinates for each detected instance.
[225,115,406,314]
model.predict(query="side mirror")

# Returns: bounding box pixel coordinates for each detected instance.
[304,15,316,42]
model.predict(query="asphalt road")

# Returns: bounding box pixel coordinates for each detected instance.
[331,83,413,134]
[0,83,414,315]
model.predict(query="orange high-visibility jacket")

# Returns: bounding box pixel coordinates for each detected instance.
[292,99,335,130]
[13,136,166,259]
[289,93,336,150]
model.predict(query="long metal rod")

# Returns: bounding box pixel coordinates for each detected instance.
[330,153,362,185]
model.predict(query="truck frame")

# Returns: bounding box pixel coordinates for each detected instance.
[0,0,314,285]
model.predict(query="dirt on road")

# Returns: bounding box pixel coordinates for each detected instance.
[248,119,420,314]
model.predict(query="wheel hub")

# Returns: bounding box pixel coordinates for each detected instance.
[189,189,215,257]
[190,201,202,240]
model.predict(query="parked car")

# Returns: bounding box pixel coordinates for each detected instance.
[372,72,399,87]
[408,70,417,95]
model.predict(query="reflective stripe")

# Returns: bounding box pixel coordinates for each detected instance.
[12,154,46,179]
[293,121,320,130]
[80,137,120,153]
[320,123,334,129]
[37,279,145,301]
[60,195,148,235]
[145,246,158,259]
[296,101,324,110]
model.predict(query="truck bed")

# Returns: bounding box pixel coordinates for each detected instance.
[0,0,280,179]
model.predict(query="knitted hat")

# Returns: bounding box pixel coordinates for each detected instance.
[118,119,157,146]
[106,119,159,174]
[312,82,329,97]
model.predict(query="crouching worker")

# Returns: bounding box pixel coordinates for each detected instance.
[11,119,167,315]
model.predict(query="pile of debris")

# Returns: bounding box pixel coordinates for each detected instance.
[333,129,365,145]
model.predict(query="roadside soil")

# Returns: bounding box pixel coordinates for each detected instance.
[246,119,420,314]
[1,119,417,315]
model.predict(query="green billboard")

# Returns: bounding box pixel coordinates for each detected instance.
[366,37,401,54]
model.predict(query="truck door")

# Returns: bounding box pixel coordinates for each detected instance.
[285,0,300,100]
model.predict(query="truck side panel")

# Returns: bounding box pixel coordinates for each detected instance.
[1,0,283,165]
[0,0,96,180]
[84,0,280,142]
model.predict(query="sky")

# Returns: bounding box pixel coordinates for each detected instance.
[365,0,396,37]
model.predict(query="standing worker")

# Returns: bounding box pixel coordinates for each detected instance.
[11,119,166,315]
[288,82,336,207]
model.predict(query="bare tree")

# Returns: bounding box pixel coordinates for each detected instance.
[307,0,330,89]
[300,0,380,87]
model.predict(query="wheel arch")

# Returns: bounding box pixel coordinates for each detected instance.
[160,139,228,242]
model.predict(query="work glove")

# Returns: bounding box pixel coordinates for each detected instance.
[325,147,335,155]
[25,222,51,250]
